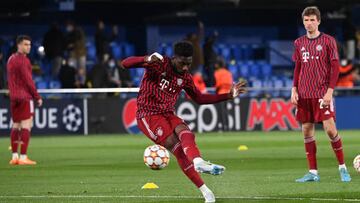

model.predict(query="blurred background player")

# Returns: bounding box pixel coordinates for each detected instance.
[337,59,360,90]
[291,6,351,182]
[7,35,43,165]
[121,41,246,203]
[214,56,233,94]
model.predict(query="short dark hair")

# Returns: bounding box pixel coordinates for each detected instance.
[302,6,321,21]
[174,41,193,57]
[16,35,32,45]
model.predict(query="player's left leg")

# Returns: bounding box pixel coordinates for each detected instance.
[323,118,351,182]
[18,117,36,165]
[174,124,225,175]
[161,134,215,203]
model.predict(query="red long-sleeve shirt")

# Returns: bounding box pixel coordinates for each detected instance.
[292,33,339,98]
[121,56,229,119]
[7,53,41,101]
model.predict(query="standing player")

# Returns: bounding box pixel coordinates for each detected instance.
[291,7,351,182]
[121,41,246,203]
[7,35,42,165]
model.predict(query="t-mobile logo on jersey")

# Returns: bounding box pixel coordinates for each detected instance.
[302,52,310,62]
[159,78,170,90]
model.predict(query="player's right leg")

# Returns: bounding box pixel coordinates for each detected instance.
[161,134,215,203]
[174,124,225,175]
[9,122,21,165]
[137,115,216,203]
[296,122,320,182]
[17,117,36,165]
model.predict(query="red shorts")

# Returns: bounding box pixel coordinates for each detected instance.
[296,98,336,123]
[137,113,185,144]
[10,100,34,122]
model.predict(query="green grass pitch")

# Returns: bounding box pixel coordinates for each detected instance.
[0,130,359,202]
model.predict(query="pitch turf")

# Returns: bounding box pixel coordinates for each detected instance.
[0,131,359,203]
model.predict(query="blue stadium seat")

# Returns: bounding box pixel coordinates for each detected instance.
[241,44,251,60]
[238,62,250,79]
[249,78,262,97]
[230,45,241,61]
[130,68,144,86]
[164,45,172,56]
[248,61,260,78]
[33,76,43,84]
[262,79,274,96]
[281,77,293,98]
[159,43,167,55]
[122,43,135,57]
[36,81,48,89]
[86,42,97,61]
[272,77,283,97]
[220,46,231,61]
[259,61,272,79]
[228,64,239,80]
[40,60,52,77]
[110,42,122,59]
[158,43,172,56]
[49,80,62,89]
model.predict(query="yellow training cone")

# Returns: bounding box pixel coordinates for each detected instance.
[141,182,159,189]
[238,145,248,151]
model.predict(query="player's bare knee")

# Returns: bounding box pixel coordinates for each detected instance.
[325,128,337,138]
[20,118,33,131]
[175,124,190,134]
[162,134,179,151]
[12,123,20,130]
[302,123,314,137]
[323,119,337,137]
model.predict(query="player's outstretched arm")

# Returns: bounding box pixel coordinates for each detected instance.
[121,52,163,69]
[186,79,247,104]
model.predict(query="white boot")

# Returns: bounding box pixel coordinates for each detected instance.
[193,158,225,175]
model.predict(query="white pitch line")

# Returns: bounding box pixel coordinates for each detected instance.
[0,195,359,202]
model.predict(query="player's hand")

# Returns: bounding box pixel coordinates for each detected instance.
[37,98,43,107]
[291,87,299,105]
[229,79,247,99]
[145,52,164,64]
[322,89,333,107]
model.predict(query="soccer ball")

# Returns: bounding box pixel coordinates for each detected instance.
[143,145,170,170]
[353,154,360,173]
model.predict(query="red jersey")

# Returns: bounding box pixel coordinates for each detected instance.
[121,56,229,119]
[7,53,41,101]
[292,33,339,98]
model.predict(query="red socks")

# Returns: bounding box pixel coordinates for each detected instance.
[171,142,204,188]
[178,130,201,161]
[330,134,344,165]
[20,129,31,155]
[10,128,20,153]
[304,136,317,170]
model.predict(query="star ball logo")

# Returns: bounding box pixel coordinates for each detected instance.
[122,98,140,134]
[62,104,82,132]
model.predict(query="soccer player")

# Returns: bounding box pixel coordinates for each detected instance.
[291,6,351,182]
[121,41,246,203]
[7,35,42,165]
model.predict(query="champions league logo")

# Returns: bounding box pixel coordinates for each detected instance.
[62,104,82,132]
